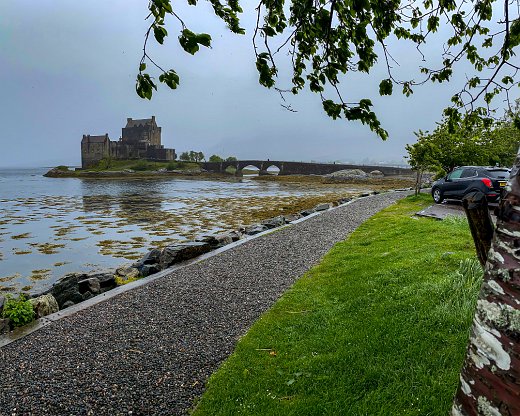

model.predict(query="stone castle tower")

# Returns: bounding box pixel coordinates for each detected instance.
[81,116,176,168]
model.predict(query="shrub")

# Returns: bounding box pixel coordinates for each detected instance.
[2,294,35,328]
[166,161,178,170]
[130,160,150,171]
[56,165,69,171]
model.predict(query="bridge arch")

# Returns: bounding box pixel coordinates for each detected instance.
[263,164,281,175]
[239,164,261,176]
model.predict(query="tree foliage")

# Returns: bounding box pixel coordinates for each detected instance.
[139,0,520,139]
[208,154,238,162]
[406,104,520,176]
[209,154,224,162]
[179,150,205,162]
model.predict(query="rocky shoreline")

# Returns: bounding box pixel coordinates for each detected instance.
[0,193,371,334]
[44,166,215,179]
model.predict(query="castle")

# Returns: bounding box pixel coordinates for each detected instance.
[81,116,176,168]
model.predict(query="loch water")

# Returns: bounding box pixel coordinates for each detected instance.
[0,168,363,294]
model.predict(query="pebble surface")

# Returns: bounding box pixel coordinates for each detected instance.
[0,191,409,415]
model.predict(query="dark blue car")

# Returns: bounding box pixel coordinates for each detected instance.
[431,166,509,204]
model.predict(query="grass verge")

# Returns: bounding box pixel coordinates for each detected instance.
[192,194,481,415]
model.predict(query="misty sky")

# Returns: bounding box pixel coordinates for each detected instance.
[1,1,515,168]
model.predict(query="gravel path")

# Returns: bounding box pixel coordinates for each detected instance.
[0,191,409,415]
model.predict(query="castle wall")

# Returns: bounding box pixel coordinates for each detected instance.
[81,136,110,168]
[145,147,176,161]
[81,117,175,168]
[121,125,161,146]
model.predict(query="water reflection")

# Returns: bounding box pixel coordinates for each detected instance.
[0,170,361,293]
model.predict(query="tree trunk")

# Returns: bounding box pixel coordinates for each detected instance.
[462,191,495,267]
[415,169,423,196]
[452,159,520,414]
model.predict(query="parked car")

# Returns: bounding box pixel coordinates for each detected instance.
[431,166,510,204]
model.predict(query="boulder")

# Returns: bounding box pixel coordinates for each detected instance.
[159,242,212,269]
[314,203,331,212]
[370,170,384,177]
[0,295,5,313]
[29,294,59,319]
[62,300,75,309]
[78,278,101,294]
[116,264,135,277]
[135,249,162,267]
[49,273,84,309]
[0,318,11,334]
[338,197,352,205]
[244,224,268,235]
[139,264,160,277]
[196,232,235,248]
[284,213,303,223]
[300,208,315,217]
[89,272,116,290]
[323,169,369,182]
[82,291,94,301]
[226,231,242,242]
[117,268,139,282]
[261,216,286,229]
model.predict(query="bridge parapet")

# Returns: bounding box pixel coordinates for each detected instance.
[201,161,411,176]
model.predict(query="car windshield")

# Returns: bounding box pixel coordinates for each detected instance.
[486,169,510,179]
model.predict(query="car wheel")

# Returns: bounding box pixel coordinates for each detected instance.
[432,187,444,204]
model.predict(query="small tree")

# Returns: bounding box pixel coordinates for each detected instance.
[406,113,520,185]
[405,136,442,195]
[226,156,238,162]
[179,151,190,161]
[209,154,224,162]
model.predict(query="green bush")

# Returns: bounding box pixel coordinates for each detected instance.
[166,161,179,170]
[56,165,69,171]
[129,160,150,171]
[2,294,35,328]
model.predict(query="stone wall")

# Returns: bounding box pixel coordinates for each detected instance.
[121,118,161,146]
[81,135,110,168]
[202,160,412,176]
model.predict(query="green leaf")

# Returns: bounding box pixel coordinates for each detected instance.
[509,18,520,48]
[159,70,180,90]
[154,25,168,45]
[136,73,157,100]
[179,29,200,54]
[139,63,146,71]
[427,16,439,32]
[379,79,393,96]
[196,33,212,48]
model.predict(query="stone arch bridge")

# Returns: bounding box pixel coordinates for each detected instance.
[202,160,411,176]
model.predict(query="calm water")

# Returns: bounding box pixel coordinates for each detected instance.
[0,168,363,294]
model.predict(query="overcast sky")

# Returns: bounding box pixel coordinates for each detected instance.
[1,1,514,168]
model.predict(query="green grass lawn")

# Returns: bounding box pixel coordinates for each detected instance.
[192,194,481,416]
[83,159,200,172]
